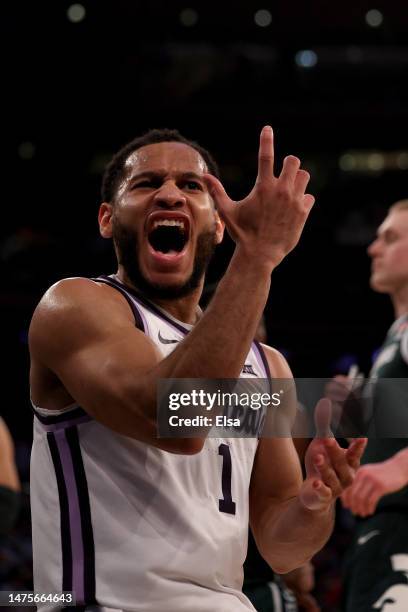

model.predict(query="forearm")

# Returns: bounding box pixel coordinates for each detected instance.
[257,497,334,574]
[139,248,273,416]
[163,249,272,376]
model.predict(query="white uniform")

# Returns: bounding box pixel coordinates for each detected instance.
[30,275,271,611]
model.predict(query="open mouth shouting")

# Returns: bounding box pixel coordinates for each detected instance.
[146,211,191,269]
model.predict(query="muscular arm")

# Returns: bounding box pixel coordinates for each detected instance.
[250,348,365,573]
[250,350,331,573]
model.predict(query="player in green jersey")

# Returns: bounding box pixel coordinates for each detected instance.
[342,200,408,611]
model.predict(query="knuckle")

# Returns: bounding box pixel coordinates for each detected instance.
[275,185,290,200]
[298,169,310,180]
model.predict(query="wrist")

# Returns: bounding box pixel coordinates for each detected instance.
[391,448,408,473]
[232,246,276,277]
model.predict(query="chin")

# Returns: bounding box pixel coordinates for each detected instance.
[145,269,191,288]
[370,275,393,294]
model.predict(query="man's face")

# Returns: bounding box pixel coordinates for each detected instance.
[368,209,408,294]
[99,141,224,299]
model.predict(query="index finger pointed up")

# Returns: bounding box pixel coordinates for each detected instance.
[256,125,275,183]
[314,398,334,438]
[202,174,234,221]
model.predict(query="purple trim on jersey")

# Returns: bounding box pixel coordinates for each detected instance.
[48,427,96,606]
[100,274,190,335]
[40,414,92,432]
[32,404,88,425]
[252,340,271,379]
[54,429,86,604]
[47,433,72,592]
[91,276,145,332]
[65,427,96,604]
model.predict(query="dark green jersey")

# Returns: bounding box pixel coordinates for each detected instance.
[363,314,408,511]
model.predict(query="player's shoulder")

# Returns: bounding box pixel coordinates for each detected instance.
[29,277,134,346]
[34,277,128,317]
[39,276,111,303]
[258,343,293,378]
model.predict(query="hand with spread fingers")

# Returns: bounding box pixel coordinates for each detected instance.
[341,450,408,517]
[300,399,367,512]
[203,126,315,268]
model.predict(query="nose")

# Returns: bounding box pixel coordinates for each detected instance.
[367,238,381,258]
[153,181,186,208]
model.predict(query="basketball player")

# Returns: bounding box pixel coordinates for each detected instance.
[341,200,408,611]
[0,417,21,537]
[29,126,366,611]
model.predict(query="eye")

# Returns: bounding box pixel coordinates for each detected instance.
[132,179,160,190]
[184,180,202,191]
[384,232,398,244]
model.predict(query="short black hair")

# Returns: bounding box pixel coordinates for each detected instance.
[101,128,220,203]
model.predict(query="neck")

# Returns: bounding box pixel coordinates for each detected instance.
[115,267,203,325]
[391,284,408,319]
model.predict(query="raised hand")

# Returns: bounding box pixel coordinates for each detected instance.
[203,126,315,268]
[300,399,367,512]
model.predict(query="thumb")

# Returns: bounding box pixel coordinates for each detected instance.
[203,174,234,220]
[314,397,333,438]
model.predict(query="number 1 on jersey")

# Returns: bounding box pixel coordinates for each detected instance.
[218,443,236,515]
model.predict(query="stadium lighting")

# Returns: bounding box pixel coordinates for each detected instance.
[254,9,272,27]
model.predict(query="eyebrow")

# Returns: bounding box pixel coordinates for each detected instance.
[128,170,205,183]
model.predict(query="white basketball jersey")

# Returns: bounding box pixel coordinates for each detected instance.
[30,275,271,611]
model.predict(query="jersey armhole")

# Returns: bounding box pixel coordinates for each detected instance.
[90,277,145,332]
[253,339,272,379]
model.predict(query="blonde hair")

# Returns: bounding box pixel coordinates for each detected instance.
[389,199,408,213]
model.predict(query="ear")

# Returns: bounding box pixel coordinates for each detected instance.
[214,210,225,245]
[99,202,114,238]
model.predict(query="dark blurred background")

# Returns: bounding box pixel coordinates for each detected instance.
[1,0,407,607]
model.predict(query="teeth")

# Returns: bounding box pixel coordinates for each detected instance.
[152,219,186,230]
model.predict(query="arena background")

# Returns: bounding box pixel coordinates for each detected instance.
[1,1,408,609]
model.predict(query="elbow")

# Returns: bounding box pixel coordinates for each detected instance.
[271,560,306,575]
[265,551,312,575]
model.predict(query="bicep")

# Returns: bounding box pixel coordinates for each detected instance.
[29,279,163,439]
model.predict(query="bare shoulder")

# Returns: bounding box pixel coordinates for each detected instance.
[29,277,134,353]
[259,342,293,378]
[31,277,131,326]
